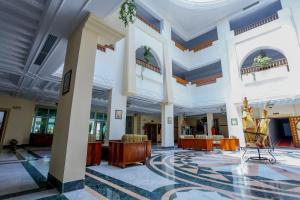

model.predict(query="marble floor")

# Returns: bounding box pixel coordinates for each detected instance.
[0,147,300,199]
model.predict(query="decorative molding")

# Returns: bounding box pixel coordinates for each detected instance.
[84,13,124,45]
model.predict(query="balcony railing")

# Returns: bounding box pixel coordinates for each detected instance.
[175,42,188,51]
[192,73,223,87]
[137,15,160,33]
[173,39,215,52]
[234,13,279,36]
[191,39,215,52]
[241,58,288,75]
[97,44,114,52]
[136,58,161,74]
[173,76,189,86]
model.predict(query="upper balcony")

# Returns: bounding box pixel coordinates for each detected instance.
[230,0,282,36]
[240,49,289,84]
[136,3,161,34]
[171,28,218,53]
[172,61,223,87]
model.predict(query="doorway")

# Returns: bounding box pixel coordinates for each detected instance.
[0,109,9,147]
[144,123,161,143]
[269,118,293,147]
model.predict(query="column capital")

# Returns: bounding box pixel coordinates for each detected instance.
[84,13,124,45]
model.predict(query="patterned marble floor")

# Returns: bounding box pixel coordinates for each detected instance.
[0,147,300,199]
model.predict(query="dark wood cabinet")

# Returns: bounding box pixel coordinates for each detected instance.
[108,140,151,168]
[86,141,102,166]
[29,134,53,146]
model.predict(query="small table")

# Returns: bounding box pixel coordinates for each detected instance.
[220,138,240,151]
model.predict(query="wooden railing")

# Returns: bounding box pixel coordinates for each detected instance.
[137,15,160,33]
[192,73,223,87]
[191,39,214,52]
[175,42,188,51]
[97,44,115,52]
[241,58,288,75]
[173,76,189,86]
[234,13,279,36]
[173,39,215,52]
[136,58,161,74]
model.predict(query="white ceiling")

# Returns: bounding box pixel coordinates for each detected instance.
[138,0,259,40]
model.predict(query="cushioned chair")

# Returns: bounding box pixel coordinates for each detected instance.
[109,134,151,168]
[180,135,213,151]
[213,135,224,146]
[178,135,194,147]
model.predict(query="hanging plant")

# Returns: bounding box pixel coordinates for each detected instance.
[119,0,136,27]
[140,46,153,80]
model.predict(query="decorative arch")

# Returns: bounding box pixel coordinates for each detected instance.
[239,47,289,77]
[240,47,286,69]
[135,46,161,71]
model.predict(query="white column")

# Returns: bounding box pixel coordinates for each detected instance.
[217,19,244,145]
[226,100,245,146]
[161,103,174,147]
[123,23,136,96]
[178,115,184,137]
[207,113,214,136]
[48,13,123,192]
[162,20,174,104]
[107,89,127,140]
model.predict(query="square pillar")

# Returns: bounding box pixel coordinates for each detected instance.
[107,89,127,140]
[207,113,214,136]
[178,115,184,137]
[226,100,245,147]
[48,13,123,193]
[161,103,174,147]
[123,24,136,96]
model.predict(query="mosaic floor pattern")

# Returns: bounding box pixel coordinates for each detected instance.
[0,148,300,199]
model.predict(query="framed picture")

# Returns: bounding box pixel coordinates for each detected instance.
[115,110,122,119]
[62,70,72,95]
[231,118,238,126]
[168,117,173,124]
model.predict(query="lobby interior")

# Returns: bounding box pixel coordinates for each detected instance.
[1,0,300,199]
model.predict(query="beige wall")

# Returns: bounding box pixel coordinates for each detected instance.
[0,96,35,145]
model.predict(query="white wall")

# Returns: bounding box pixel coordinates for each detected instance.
[0,96,35,145]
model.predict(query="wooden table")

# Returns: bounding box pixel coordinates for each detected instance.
[220,138,240,151]
[181,139,213,151]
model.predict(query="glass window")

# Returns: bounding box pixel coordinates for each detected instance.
[89,120,95,134]
[96,113,102,120]
[90,112,95,120]
[37,108,48,117]
[47,117,55,134]
[31,107,57,134]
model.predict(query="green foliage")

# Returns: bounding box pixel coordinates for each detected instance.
[253,55,272,67]
[143,46,153,63]
[119,0,136,27]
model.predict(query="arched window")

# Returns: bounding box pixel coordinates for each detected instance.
[240,49,288,76]
[135,47,161,74]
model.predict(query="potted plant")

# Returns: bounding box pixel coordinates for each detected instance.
[119,0,136,27]
[251,55,271,81]
[141,46,153,79]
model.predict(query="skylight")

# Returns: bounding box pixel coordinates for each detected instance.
[174,0,230,8]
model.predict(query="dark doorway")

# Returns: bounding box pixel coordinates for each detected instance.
[0,109,9,146]
[144,123,160,143]
[269,118,292,147]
